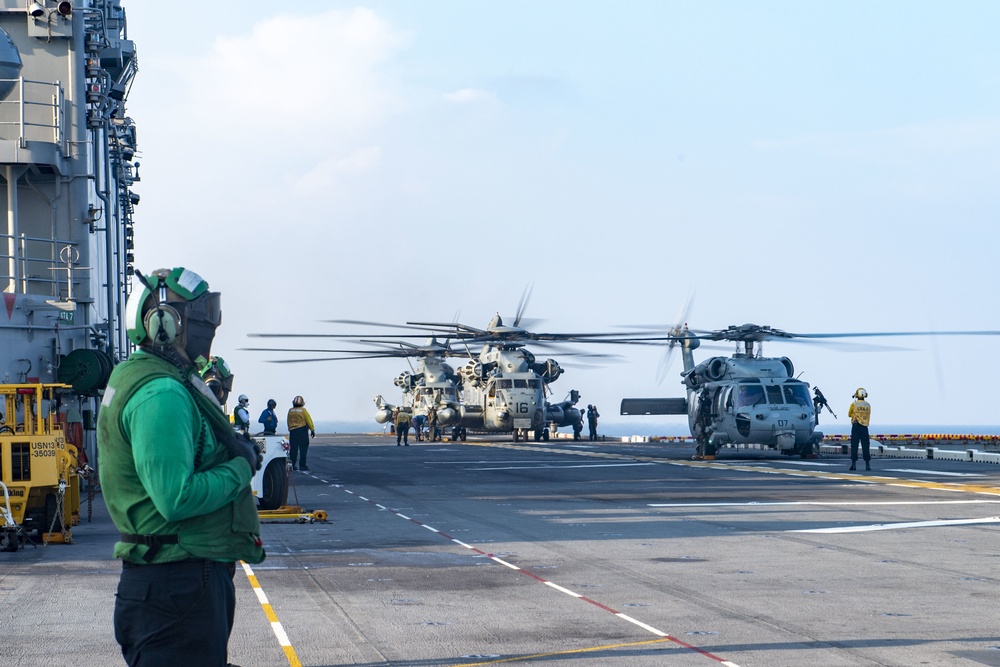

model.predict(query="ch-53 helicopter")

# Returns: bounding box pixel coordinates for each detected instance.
[618,322,1000,459]
[399,299,632,441]
[242,336,468,437]
[451,332,582,442]
[336,314,594,441]
[247,291,619,441]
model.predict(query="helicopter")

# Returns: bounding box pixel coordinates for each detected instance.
[619,323,1000,459]
[398,297,631,441]
[451,336,583,442]
[242,337,467,436]
[247,297,613,441]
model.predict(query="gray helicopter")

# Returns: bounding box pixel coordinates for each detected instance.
[619,323,1000,459]
[242,336,467,436]
[451,332,582,441]
[314,296,615,441]
[246,290,625,441]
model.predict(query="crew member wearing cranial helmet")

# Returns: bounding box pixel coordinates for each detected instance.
[258,398,279,435]
[848,388,872,471]
[287,395,315,471]
[98,267,264,667]
[233,394,251,434]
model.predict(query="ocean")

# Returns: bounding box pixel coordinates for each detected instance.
[311,420,1000,438]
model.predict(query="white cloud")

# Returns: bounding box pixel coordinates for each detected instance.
[288,146,382,196]
[184,8,406,149]
[444,87,497,104]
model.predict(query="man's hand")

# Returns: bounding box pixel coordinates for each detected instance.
[310,430,316,439]
[225,432,263,474]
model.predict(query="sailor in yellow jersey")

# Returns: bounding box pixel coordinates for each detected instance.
[287,395,315,471]
[848,388,872,471]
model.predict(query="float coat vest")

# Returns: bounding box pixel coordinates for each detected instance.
[98,351,265,565]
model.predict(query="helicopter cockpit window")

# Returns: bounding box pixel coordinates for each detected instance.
[735,384,765,409]
[783,384,810,406]
[765,385,784,405]
[497,379,513,389]
[527,379,541,389]
[514,379,529,389]
[720,387,732,412]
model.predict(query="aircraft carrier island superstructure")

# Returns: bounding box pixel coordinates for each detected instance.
[0,0,137,545]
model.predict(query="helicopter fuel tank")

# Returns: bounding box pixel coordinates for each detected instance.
[374,396,393,424]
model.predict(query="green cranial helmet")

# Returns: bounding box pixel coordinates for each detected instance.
[200,355,235,403]
[125,267,221,367]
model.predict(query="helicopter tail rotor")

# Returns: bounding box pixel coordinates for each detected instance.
[655,291,696,385]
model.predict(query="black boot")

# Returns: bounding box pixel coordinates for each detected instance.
[865,462,871,471]
[849,462,856,471]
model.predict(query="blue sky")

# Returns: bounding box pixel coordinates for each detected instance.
[124,2,1000,428]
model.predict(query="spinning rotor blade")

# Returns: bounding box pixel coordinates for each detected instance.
[514,284,533,328]
[784,329,1000,339]
[406,321,488,336]
[248,332,442,339]
[320,319,444,332]
[262,354,405,363]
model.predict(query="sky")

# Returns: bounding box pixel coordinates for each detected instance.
[123,2,1000,431]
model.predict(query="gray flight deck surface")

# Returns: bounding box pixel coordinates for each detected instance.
[5,435,1000,667]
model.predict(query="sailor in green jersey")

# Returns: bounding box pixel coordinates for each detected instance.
[98,267,264,667]
[848,387,872,471]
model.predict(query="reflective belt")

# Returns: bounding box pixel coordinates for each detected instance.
[120,533,180,563]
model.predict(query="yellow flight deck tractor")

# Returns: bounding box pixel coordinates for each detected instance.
[0,383,81,552]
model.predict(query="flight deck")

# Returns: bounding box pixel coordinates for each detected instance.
[5,433,1000,667]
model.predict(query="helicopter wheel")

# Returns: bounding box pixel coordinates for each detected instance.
[541,428,549,442]
[513,430,520,443]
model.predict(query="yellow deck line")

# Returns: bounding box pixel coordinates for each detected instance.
[467,442,1000,497]
[448,637,672,666]
[240,561,303,667]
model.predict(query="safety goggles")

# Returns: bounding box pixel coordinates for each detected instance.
[182,291,222,327]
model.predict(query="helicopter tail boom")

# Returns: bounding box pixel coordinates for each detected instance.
[620,398,688,415]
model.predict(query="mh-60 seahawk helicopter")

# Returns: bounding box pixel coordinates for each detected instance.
[620,323,1000,458]
[609,324,1000,458]
[622,324,822,458]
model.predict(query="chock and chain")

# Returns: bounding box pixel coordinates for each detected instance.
[42,480,72,546]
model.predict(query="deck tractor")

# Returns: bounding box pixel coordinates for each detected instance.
[0,383,82,552]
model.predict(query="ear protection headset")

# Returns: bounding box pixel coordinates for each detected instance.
[136,271,183,347]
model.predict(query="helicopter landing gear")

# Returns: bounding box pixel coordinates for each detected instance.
[794,442,816,459]
[451,426,467,442]
[695,437,717,460]
[533,428,549,442]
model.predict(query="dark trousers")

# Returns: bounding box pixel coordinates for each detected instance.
[589,423,597,441]
[396,424,408,445]
[289,427,310,467]
[851,422,871,462]
[114,559,237,667]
